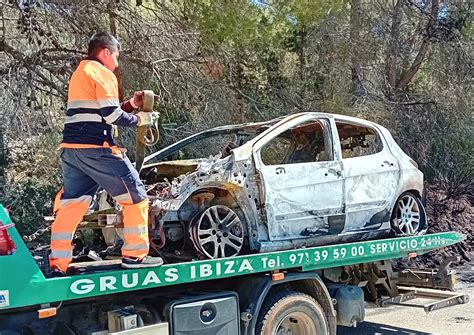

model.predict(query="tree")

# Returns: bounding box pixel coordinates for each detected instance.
[0,0,471,234]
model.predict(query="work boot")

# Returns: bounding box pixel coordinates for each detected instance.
[121,255,164,269]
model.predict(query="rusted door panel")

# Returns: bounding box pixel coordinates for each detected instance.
[342,152,399,232]
[258,161,344,241]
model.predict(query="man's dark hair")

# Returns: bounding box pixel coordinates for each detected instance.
[88,32,120,57]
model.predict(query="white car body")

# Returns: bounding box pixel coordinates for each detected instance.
[142,113,425,256]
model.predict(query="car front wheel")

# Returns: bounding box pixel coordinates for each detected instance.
[391,192,428,236]
[189,205,245,259]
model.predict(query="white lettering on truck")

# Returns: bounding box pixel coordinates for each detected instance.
[143,271,161,285]
[68,238,423,296]
[70,279,95,295]
[165,268,179,282]
[122,273,138,288]
[99,276,117,292]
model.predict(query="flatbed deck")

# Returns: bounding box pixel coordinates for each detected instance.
[0,205,464,311]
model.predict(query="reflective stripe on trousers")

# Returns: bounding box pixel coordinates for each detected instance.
[50,195,92,272]
[50,198,150,272]
[50,147,149,272]
[120,199,149,258]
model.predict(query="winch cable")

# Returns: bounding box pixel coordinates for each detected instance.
[135,90,160,174]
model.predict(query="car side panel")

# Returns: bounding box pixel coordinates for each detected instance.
[337,121,401,233]
[341,151,399,233]
[259,160,345,240]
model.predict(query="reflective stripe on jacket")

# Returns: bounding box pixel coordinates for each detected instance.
[62,59,138,146]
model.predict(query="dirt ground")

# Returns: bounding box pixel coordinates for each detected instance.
[422,186,473,265]
[337,260,474,335]
[339,187,473,334]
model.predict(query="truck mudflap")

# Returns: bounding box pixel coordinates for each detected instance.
[0,204,466,312]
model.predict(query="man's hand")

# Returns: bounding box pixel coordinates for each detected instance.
[130,91,144,109]
[137,111,159,126]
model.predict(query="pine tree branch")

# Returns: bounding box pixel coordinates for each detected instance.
[396,0,440,90]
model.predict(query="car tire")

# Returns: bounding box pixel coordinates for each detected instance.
[189,205,245,259]
[256,290,329,335]
[391,192,428,236]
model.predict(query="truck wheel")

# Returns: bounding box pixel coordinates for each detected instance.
[256,290,329,335]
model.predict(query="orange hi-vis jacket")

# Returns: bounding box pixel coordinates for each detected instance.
[62,59,138,147]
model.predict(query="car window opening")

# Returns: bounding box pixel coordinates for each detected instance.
[336,122,383,159]
[260,120,332,166]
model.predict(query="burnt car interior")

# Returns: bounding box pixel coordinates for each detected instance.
[141,125,270,183]
[260,120,332,166]
[336,121,383,158]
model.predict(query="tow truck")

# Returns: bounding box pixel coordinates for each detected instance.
[0,205,469,334]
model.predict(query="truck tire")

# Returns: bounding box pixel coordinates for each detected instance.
[256,290,329,335]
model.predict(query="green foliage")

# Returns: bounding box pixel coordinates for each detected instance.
[0,0,471,235]
[426,112,473,197]
[274,0,345,28]
[193,1,263,48]
[2,132,62,234]
[3,176,58,236]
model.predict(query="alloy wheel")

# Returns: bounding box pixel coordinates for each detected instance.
[393,194,422,235]
[190,205,244,258]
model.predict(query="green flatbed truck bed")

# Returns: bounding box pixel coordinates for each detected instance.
[0,204,468,334]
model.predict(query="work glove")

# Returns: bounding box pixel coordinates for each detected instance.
[137,111,159,126]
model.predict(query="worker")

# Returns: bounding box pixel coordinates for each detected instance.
[50,32,163,276]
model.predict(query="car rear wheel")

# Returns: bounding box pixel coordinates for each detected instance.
[256,291,329,335]
[391,192,427,236]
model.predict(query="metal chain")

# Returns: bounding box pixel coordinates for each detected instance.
[23,224,51,242]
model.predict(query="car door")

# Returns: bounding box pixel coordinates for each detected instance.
[335,120,399,233]
[253,116,345,241]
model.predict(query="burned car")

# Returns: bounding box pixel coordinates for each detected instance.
[130,112,427,260]
[65,112,427,263]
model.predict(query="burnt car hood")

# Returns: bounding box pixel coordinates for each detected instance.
[145,154,236,210]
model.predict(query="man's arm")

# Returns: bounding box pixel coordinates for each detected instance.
[101,105,139,126]
[93,70,140,126]
[120,99,136,113]
[121,92,143,112]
